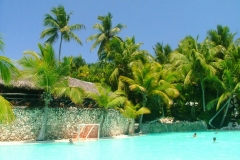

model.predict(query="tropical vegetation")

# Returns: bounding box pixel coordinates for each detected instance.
[18,43,85,140]
[0,34,19,124]
[40,5,85,62]
[0,5,240,137]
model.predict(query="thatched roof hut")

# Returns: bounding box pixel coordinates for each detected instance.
[68,77,97,93]
[0,77,97,93]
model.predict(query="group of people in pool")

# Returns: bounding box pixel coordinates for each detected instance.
[193,132,217,142]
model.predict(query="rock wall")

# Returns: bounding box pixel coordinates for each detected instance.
[0,107,129,141]
[0,109,208,142]
[142,119,207,133]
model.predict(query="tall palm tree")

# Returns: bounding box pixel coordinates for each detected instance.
[171,36,220,111]
[119,61,179,132]
[208,69,240,128]
[87,12,126,59]
[208,44,240,128]
[40,5,85,62]
[86,84,126,136]
[19,43,85,140]
[0,34,19,124]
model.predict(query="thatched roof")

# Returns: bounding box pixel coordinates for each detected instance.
[0,78,36,89]
[0,77,97,93]
[68,77,97,93]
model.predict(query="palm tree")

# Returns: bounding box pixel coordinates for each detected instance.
[0,34,19,124]
[119,61,179,132]
[208,70,240,128]
[87,12,126,59]
[153,42,172,64]
[40,5,85,62]
[108,36,154,89]
[171,36,220,111]
[118,100,150,135]
[207,25,236,49]
[19,43,85,140]
[86,83,126,136]
[208,44,240,128]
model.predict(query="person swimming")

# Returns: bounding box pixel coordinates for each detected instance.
[68,138,73,144]
[213,137,216,142]
[193,133,197,137]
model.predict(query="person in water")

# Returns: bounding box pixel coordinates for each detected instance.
[193,133,197,137]
[68,138,73,144]
[213,137,216,142]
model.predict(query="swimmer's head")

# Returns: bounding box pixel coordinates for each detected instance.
[213,137,216,142]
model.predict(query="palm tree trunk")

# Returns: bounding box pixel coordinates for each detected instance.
[59,34,63,62]
[138,114,143,133]
[128,118,135,135]
[208,99,230,128]
[138,94,147,133]
[100,109,107,137]
[219,97,231,128]
[37,92,51,141]
[200,75,206,111]
[36,104,48,141]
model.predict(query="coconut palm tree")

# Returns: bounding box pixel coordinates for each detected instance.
[87,12,126,59]
[0,34,19,124]
[208,44,240,128]
[108,36,154,89]
[19,43,85,140]
[171,36,221,111]
[208,69,240,128]
[86,83,126,136]
[118,100,150,135]
[207,25,236,49]
[119,61,179,132]
[153,42,172,64]
[40,5,85,62]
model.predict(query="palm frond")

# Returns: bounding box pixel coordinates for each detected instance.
[0,56,19,84]
[69,24,86,31]
[0,34,4,52]
[109,68,120,84]
[216,92,232,110]
[206,98,219,111]
[0,96,15,124]
[92,24,104,32]
[40,28,58,39]
[68,32,82,45]
[136,107,151,115]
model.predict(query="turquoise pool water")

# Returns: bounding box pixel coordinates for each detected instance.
[0,131,239,160]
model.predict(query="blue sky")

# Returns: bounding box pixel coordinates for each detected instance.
[0,0,240,63]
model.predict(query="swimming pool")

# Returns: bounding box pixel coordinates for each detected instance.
[0,131,239,160]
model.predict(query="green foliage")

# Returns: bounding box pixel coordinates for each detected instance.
[87,12,126,59]
[40,5,85,61]
[153,42,172,64]
[0,33,4,53]
[0,34,19,124]
[86,84,126,109]
[207,25,236,49]
[0,96,15,124]
[118,100,150,119]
